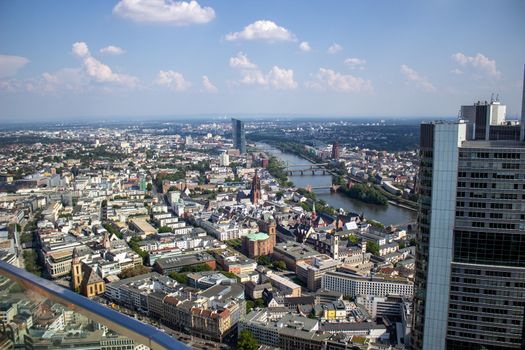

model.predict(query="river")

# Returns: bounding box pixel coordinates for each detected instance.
[258,143,417,226]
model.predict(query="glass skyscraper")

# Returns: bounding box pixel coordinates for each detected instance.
[412,70,525,350]
[231,118,246,154]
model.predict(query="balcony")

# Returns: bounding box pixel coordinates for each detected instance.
[0,260,190,350]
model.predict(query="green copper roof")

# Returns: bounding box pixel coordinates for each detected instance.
[247,232,269,241]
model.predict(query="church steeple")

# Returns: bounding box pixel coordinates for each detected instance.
[101,232,111,249]
[311,202,317,222]
[71,248,82,291]
[250,169,261,205]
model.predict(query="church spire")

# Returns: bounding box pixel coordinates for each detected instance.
[250,169,261,205]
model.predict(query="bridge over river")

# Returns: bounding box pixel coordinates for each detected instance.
[257,142,417,226]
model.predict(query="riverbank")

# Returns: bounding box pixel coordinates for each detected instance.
[388,200,418,212]
[256,142,417,225]
[259,140,418,211]
[373,184,418,210]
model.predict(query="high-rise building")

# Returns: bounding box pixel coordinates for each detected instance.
[412,69,525,350]
[220,152,230,167]
[231,118,246,154]
[331,141,340,160]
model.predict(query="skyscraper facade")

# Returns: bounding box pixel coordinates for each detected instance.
[231,118,246,154]
[412,70,525,350]
[332,141,340,160]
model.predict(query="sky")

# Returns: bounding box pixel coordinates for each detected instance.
[0,0,524,121]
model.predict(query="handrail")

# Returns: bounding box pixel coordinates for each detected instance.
[0,261,190,350]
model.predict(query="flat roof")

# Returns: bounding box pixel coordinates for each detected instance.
[129,219,157,233]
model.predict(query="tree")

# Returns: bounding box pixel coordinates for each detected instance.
[128,237,148,260]
[254,298,265,308]
[246,300,255,313]
[103,223,123,239]
[348,234,360,245]
[119,265,150,279]
[341,183,388,206]
[169,272,188,285]
[146,183,153,191]
[237,330,258,350]
[256,255,272,266]
[220,271,238,280]
[23,250,42,277]
[158,226,172,233]
[273,260,287,270]
[366,241,380,256]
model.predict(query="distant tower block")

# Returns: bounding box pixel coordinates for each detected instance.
[332,140,340,160]
[231,118,246,154]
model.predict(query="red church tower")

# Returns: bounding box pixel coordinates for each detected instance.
[250,169,261,204]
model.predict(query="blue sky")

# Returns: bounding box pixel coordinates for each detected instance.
[0,0,524,121]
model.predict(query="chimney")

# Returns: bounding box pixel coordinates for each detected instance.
[521,64,525,141]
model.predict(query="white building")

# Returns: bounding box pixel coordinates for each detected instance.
[321,271,413,298]
[220,152,230,167]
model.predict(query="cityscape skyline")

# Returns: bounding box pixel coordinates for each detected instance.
[1,0,524,120]
[0,66,523,350]
[1,2,525,349]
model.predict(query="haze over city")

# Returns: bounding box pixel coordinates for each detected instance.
[1,0,524,121]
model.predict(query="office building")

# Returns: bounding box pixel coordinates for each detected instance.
[152,252,216,274]
[296,255,341,291]
[331,141,340,160]
[412,70,525,350]
[220,152,230,167]
[321,271,413,298]
[231,118,246,154]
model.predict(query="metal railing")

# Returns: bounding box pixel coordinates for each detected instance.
[0,260,190,350]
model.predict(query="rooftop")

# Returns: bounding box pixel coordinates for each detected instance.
[246,232,269,241]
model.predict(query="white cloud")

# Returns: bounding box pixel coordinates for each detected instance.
[450,68,463,75]
[229,52,257,69]
[299,41,311,52]
[1,42,137,93]
[34,68,89,93]
[71,42,138,87]
[268,66,297,89]
[0,55,30,78]
[202,75,217,92]
[239,69,267,86]
[113,0,215,25]
[225,20,295,42]
[155,70,191,91]
[451,52,500,77]
[328,43,342,54]
[229,52,296,90]
[83,56,137,86]
[100,45,125,55]
[72,42,90,58]
[344,58,366,69]
[306,68,372,93]
[400,64,436,92]
[0,68,90,94]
